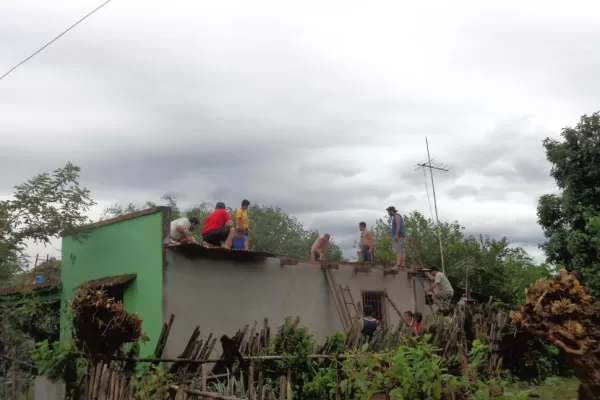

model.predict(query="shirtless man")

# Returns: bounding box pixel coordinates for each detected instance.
[359,222,374,262]
[310,234,330,261]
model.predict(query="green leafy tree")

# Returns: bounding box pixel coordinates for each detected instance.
[0,162,95,285]
[0,163,94,370]
[368,211,550,305]
[103,196,345,261]
[537,111,600,297]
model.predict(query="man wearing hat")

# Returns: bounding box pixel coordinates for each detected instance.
[386,206,406,269]
[202,202,235,249]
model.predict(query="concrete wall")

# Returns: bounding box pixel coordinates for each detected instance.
[61,208,168,355]
[163,249,426,358]
[34,376,65,400]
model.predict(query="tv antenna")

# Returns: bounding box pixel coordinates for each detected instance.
[415,137,450,273]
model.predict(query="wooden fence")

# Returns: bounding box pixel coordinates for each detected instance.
[78,304,509,400]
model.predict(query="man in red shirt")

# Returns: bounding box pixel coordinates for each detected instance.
[202,202,235,249]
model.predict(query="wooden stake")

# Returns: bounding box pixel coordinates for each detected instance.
[248,362,255,399]
[279,376,285,400]
[201,363,207,391]
[323,268,348,331]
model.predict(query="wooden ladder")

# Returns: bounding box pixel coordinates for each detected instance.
[322,268,353,332]
[339,284,359,326]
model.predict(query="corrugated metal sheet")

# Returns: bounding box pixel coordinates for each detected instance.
[78,273,137,289]
[0,278,60,296]
[167,243,276,261]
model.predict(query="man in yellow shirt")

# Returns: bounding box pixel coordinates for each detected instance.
[235,199,250,234]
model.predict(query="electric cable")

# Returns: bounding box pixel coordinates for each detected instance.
[0,0,113,83]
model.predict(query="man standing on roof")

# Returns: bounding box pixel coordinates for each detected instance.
[359,222,374,262]
[386,206,405,269]
[235,199,250,235]
[310,233,330,261]
[170,217,200,244]
[202,202,235,249]
[426,266,454,311]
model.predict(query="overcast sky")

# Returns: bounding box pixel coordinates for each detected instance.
[2,0,600,263]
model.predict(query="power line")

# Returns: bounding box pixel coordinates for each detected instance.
[0,0,113,83]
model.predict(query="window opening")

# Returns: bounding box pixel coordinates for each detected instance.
[104,285,125,303]
[361,291,386,323]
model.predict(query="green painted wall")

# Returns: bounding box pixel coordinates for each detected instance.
[61,212,164,356]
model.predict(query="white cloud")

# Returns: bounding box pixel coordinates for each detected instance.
[2,0,600,263]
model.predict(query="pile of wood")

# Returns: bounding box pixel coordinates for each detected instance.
[510,268,600,400]
[70,285,146,359]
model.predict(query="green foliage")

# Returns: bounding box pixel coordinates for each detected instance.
[0,162,96,283]
[271,317,315,373]
[368,211,552,306]
[131,364,173,400]
[32,340,84,399]
[304,335,507,400]
[0,163,93,365]
[103,195,345,260]
[537,111,600,297]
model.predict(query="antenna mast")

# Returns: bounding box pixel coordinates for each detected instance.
[416,137,449,274]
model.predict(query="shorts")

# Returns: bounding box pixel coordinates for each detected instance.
[361,246,373,262]
[202,228,230,247]
[435,290,454,309]
[392,237,405,254]
[311,251,321,261]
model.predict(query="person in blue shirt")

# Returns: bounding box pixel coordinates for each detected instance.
[386,206,405,269]
[231,228,249,251]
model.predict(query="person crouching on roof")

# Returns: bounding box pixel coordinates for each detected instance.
[169,217,200,244]
[202,202,235,249]
[425,266,455,311]
[310,233,330,261]
[231,228,249,251]
[359,305,380,340]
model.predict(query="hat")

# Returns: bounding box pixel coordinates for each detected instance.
[215,202,226,209]
[386,206,397,213]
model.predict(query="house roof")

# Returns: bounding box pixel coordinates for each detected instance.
[166,243,277,261]
[0,263,62,297]
[61,207,169,237]
[0,278,61,297]
[76,273,137,289]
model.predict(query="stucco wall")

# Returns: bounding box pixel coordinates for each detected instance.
[163,249,426,358]
[61,210,166,355]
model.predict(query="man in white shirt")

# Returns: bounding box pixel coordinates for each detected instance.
[426,266,454,311]
[170,217,200,244]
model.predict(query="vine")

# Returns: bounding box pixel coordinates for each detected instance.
[31,340,85,400]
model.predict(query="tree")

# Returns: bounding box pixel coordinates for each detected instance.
[368,211,551,305]
[0,162,96,285]
[0,163,94,369]
[102,196,345,261]
[537,111,600,297]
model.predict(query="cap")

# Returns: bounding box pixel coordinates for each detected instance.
[216,202,226,209]
[386,206,397,212]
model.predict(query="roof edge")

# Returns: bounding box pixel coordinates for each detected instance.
[61,206,168,237]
